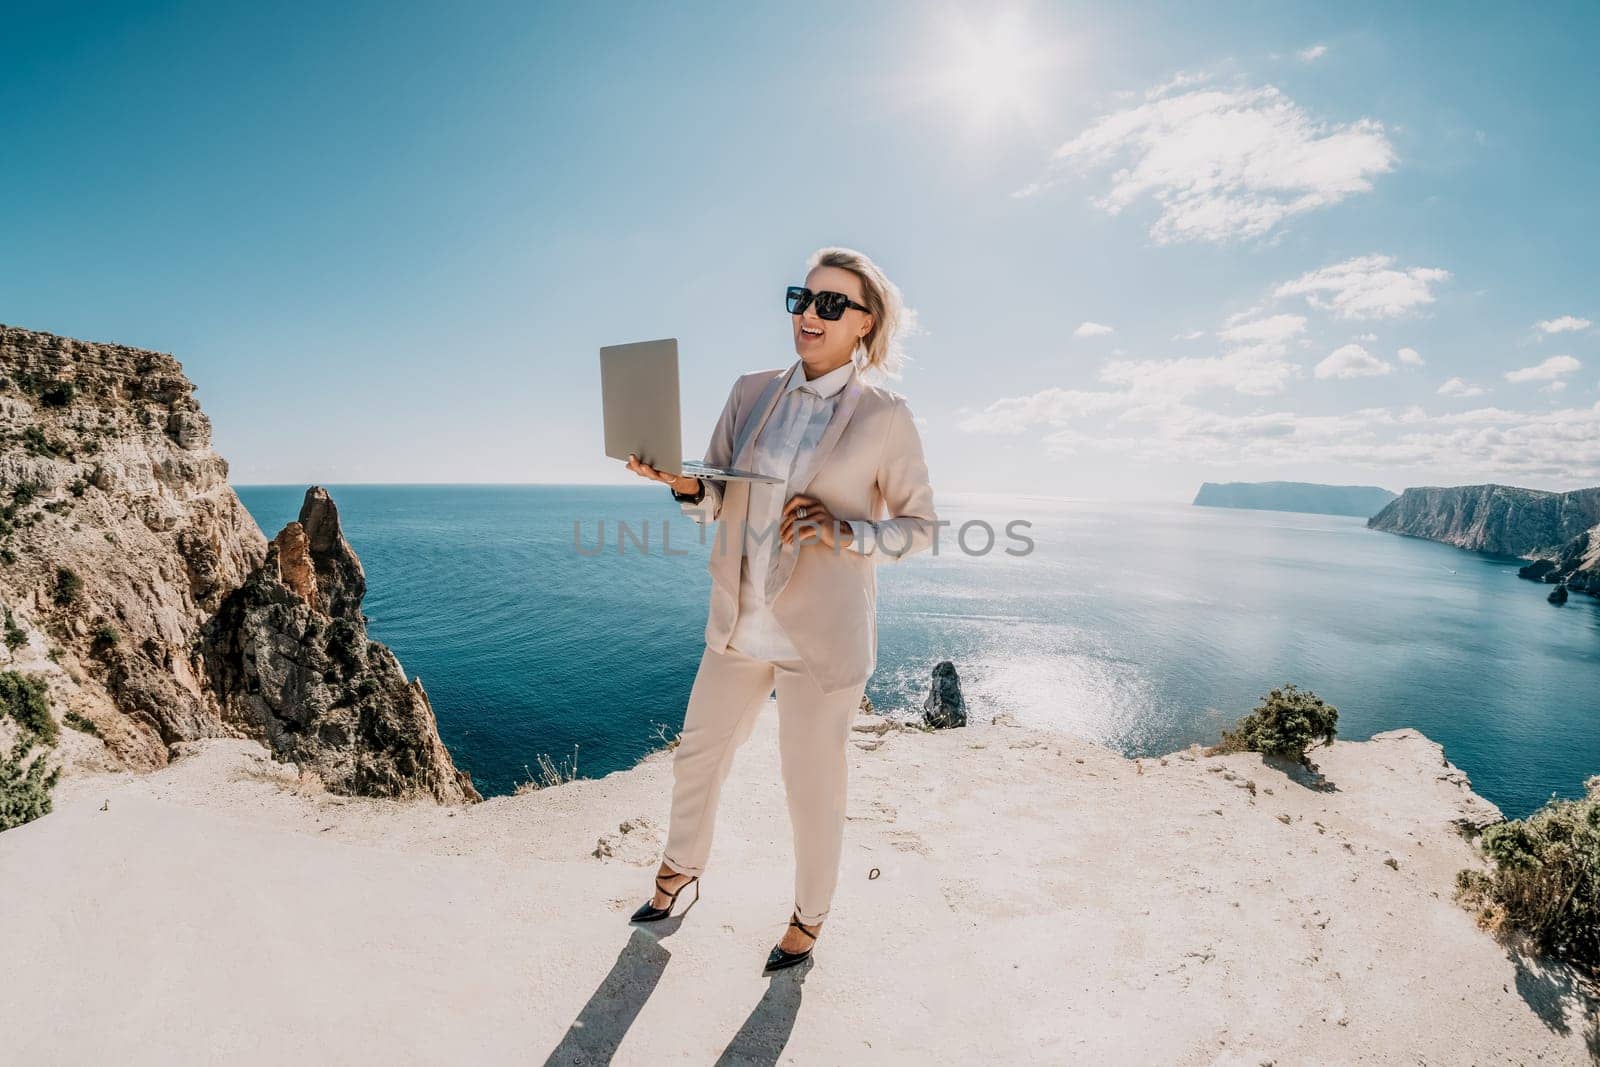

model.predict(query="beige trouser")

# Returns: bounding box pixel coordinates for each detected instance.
[660,642,865,926]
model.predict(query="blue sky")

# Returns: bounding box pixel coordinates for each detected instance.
[3,1,1597,497]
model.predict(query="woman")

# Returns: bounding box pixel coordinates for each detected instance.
[624,246,938,973]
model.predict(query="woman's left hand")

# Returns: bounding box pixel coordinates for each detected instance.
[780,494,853,549]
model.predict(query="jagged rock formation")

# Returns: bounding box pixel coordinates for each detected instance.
[1195,481,1397,518]
[202,490,478,802]
[1367,484,1600,557]
[1546,524,1600,595]
[923,660,967,729]
[0,324,477,802]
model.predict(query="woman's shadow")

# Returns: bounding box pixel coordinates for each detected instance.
[543,901,812,1067]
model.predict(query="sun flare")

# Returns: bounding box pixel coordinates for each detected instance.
[896,7,1073,134]
[946,17,1036,120]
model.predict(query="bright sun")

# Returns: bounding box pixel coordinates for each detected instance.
[913,7,1069,130]
[946,17,1035,120]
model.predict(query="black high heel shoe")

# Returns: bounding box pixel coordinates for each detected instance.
[763,911,820,973]
[630,870,699,923]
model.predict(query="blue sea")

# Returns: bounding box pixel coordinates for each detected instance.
[235,486,1600,820]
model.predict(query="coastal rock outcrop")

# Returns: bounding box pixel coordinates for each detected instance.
[0,323,477,802]
[923,660,967,729]
[1548,522,1600,595]
[202,489,480,802]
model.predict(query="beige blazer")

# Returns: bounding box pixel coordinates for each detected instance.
[680,359,939,695]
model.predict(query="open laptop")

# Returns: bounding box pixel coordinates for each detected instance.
[600,338,782,482]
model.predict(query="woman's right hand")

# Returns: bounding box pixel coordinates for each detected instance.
[627,453,700,496]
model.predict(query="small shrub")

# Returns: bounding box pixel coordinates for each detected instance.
[0,548,16,566]
[0,671,56,746]
[90,622,119,657]
[515,745,581,794]
[68,477,88,498]
[21,427,58,457]
[63,710,100,737]
[326,619,361,668]
[39,381,75,408]
[53,568,83,608]
[1457,776,1600,977]
[1208,684,1338,772]
[352,677,379,699]
[3,607,25,651]
[6,481,38,517]
[1,737,61,831]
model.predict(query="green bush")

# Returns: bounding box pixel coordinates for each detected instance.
[326,618,361,668]
[0,671,56,746]
[8,482,38,510]
[1208,684,1339,772]
[3,607,26,651]
[53,567,82,608]
[0,737,61,831]
[90,621,119,657]
[63,710,99,737]
[1457,777,1600,977]
[21,427,58,457]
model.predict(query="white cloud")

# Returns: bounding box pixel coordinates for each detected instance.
[1397,346,1424,366]
[1438,377,1487,398]
[1505,354,1581,384]
[1298,44,1328,62]
[956,387,1134,435]
[1216,313,1306,348]
[1275,254,1450,319]
[1145,70,1212,100]
[1074,321,1115,337]
[1099,312,1308,398]
[1173,329,1206,341]
[962,386,1600,482]
[1535,315,1592,334]
[1315,343,1393,380]
[1022,82,1395,243]
[1099,349,1302,398]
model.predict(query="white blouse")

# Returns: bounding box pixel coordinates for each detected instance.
[727,356,876,661]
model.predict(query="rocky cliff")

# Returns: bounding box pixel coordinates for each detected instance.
[1518,523,1600,597]
[0,324,478,802]
[1367,484,1600,557]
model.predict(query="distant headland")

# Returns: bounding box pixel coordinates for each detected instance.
[1193,481,1398,518]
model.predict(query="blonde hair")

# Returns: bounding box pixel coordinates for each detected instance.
[806,246,915,381]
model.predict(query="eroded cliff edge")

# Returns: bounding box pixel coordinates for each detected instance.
[0,323,478,802]
[1368,483,1600,594]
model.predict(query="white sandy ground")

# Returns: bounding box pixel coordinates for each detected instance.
[1,708,1596,1066]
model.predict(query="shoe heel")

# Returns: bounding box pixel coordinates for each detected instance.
[629,872,699,924]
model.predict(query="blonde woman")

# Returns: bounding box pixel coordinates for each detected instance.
[625,246,939,973]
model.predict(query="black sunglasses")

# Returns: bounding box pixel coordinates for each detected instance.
[786,286,870,321]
